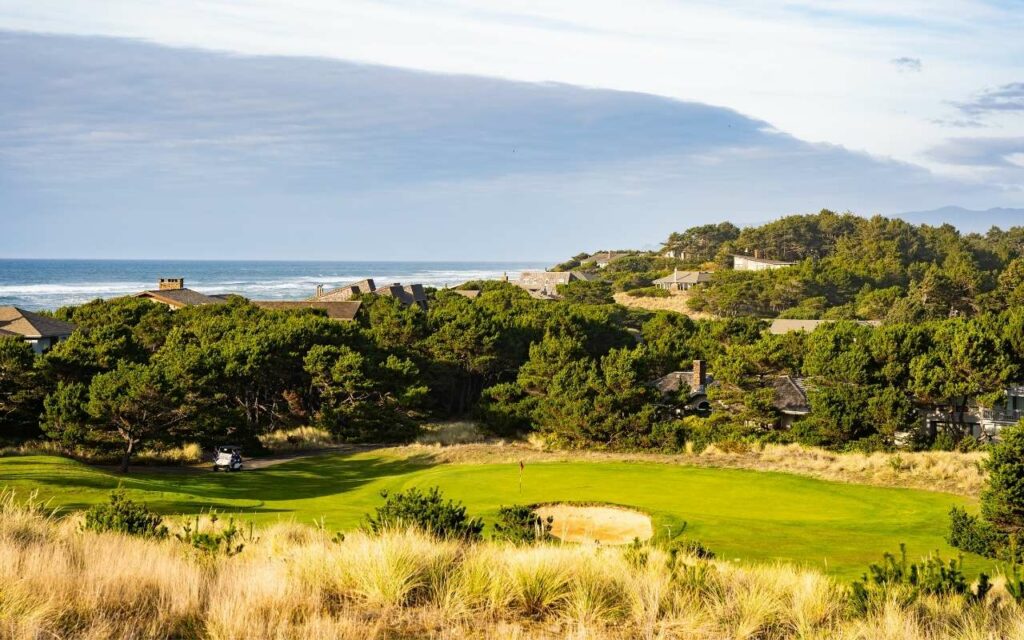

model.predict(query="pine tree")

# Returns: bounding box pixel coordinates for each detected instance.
[981,422,1024,533]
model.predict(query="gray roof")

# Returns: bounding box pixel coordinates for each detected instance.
[773,376,811,414]
[768,319,882,335]
[452,289,481,299]
[517,270,592,290]
[251,300,362,321]
[375,283,427,307]
[0,306,77,339]
[135,288,227,307]
[584,251,632,263]
[316,278,375,301]
[652,270,714,285]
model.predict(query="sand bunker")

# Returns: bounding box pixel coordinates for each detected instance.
[534,504,653,545]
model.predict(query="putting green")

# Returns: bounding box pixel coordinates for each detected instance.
[0,452,982,578]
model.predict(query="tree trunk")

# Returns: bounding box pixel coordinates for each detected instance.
[119,438,134,473]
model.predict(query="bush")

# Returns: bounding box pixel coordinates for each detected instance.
[850,544,990,614]
[83,490,167,538]
[667,537,716,560]
[947,507,1006,558]
[364,487,484,541]
[492,504,553,544]
[625,287,670,298]
[175,513,254,556]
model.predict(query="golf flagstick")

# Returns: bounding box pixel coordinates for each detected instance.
[519,460,524,494]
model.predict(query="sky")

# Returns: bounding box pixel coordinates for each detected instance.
[1,1,1023,260]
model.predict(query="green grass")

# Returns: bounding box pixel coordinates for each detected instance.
[0,452,984,579]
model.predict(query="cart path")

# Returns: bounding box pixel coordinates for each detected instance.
[104,445,377,475]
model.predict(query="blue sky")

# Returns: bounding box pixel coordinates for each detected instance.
[1,2,1023,259]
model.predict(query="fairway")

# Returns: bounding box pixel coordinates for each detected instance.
[0,452,981,578]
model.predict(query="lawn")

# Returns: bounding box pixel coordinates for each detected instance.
[0,451,983,579]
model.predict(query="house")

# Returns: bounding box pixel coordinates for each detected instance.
[251,300,362,322]
[773,375,811,429]
[653,269,714,292]
[653,360,713,413]
[312,278,427,310]
[313,279,375,302]
[925,384,1024,441]
[515,270,592,298]
[583,251,633,268]
[134,278,228,309]
[661,248,692,261]
[732,255,797,271]
[767,319,882,335]
[0,306,77,353]
[451,289,481,299]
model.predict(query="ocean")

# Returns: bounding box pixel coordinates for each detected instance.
[0,260,549,310]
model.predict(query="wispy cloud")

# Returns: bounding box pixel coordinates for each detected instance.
[891,56,922,72]
[955,82,1024,115]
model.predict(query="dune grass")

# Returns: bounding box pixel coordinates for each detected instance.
[0,451,984,579]
[0,495,1018,640]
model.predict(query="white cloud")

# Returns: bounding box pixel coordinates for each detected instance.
[1,0,1022,181]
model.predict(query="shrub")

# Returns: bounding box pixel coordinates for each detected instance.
[493,505,553,544]
[850,544,990,614]
[364,487,484,541]
[625,287,670,298]
[174,513,254,556]
[669,538,716,560]
[947,507,1006,558]
[82,490,167,538]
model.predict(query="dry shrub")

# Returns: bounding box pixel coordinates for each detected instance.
[415,422,486,446]
[259,426,339,451]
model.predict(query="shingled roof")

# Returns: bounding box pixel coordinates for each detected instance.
[652,270,714,285]
[251,300,362,321]
[773,376,811,414]
[0,306,77,339]
[135,288,227,308]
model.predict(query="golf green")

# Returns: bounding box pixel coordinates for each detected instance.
[0,452,982,578]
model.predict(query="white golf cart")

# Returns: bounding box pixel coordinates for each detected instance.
[213,445,243,472]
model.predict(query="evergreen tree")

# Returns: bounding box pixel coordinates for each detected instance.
[981,423,1024,533]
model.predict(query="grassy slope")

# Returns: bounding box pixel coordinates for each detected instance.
[0,452,982,579]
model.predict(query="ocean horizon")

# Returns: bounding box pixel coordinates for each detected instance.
[0,259,550,310]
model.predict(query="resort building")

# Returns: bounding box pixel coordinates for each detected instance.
[652,360,714,414]
[251,300,362,322]
[732,254,797,271]
[312,279,427,310]
[582,251,633,268]
[0,306,77,353]
[134,278,228,309]
[653,269,714,292]
[515,270,592,299]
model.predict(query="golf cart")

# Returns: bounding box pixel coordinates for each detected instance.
[213,445,243,472]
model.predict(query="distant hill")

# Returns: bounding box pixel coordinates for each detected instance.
[896,206,1024,232]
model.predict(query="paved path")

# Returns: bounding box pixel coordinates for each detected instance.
[105,444,373,475]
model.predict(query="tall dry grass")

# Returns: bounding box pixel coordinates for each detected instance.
[0,491,1021,639]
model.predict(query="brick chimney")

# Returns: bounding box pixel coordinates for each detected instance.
[158,278,184,290]
[692,359,707,389]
